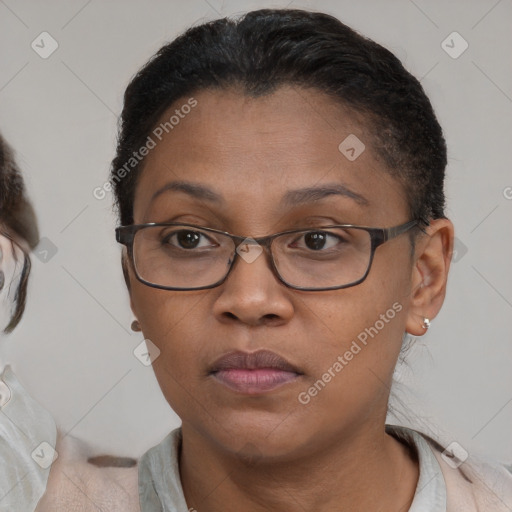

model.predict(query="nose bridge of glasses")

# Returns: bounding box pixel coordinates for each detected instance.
[218,234,283,290]
[231,231,274,250]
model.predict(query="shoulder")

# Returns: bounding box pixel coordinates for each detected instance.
[1,366,140,511]
[36,432,140,512]
[421,432,512,512]
[0,365,57,510]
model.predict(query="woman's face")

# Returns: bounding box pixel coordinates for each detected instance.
[128,85,431,459]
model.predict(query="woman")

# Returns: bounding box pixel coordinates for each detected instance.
[0,132,139,511]
[0,131,57,511]
[111,8,511,511]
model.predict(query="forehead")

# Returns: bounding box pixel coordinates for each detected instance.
[133,85,408,226]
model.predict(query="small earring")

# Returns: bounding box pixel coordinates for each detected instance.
[422,318,430,330]
[131,320,141,332]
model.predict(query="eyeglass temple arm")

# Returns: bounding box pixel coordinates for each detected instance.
[383,220,420,242]
[115,227,135,245]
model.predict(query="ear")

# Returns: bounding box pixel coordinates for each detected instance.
[405,218,454,336]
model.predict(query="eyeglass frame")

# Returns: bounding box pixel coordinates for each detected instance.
[115,219,421,292]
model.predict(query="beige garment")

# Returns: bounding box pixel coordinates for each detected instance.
[35,426,512,512]
[392,425,512,511]
[35,433,140,512]
[428,441,512,512]
[0,364,139,512]
[0,365,56,512]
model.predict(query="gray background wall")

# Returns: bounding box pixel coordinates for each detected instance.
[1,0,511,462]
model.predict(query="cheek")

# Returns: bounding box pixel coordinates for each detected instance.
[310,294,405,365]
[131,285,214,407]
[290,312,404,436]
[308,269,406,350]
[296,270,409,410]
[132,283,204,343]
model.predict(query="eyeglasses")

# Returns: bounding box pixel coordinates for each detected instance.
[115,220,419,292]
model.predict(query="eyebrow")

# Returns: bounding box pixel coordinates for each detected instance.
[151,181,223,204]
[282,183,369,207]
[151,180,369,207]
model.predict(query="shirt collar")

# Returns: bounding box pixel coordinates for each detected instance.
[139,423,447,512]
[386,424,447,512]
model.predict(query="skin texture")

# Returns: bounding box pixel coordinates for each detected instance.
[127,85,454,511]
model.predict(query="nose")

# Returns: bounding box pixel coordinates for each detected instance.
[211,242,295,327]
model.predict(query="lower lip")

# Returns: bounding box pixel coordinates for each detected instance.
[211,368,301,394]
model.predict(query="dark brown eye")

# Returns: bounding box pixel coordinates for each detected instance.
[290,231,346,252]
[304,232,328,251]
[174,230,201,249]
[160,229,216,251]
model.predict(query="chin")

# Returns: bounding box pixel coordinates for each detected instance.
[197,409,314,461]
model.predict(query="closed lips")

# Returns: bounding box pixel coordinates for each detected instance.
[209,349,304,395]
[209,349,303,374]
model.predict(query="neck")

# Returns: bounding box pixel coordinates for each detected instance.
[179,421,419,512]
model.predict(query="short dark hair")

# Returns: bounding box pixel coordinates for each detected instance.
[0,132,39,332]
[111,8,447,228]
